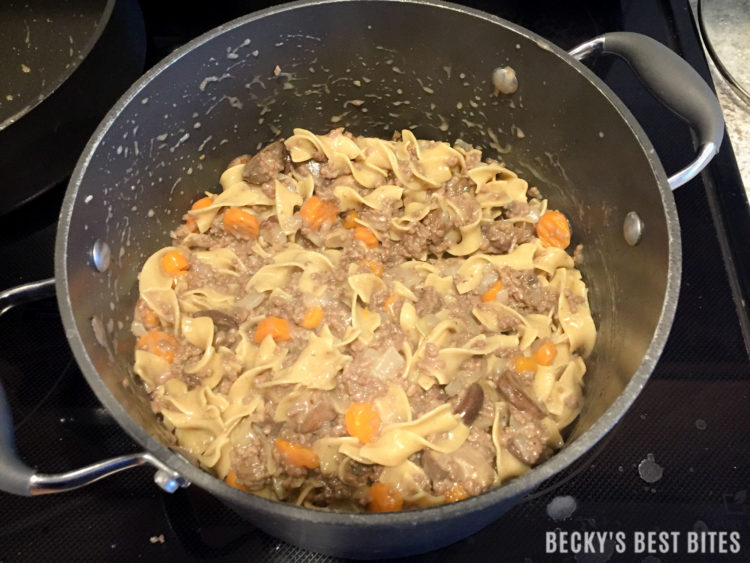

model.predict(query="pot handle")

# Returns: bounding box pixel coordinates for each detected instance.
[569,31,724,190]
[0,279,188,496]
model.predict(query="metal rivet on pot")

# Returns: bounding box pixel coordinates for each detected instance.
[153,468,186,494]
[623,212,644,246]
[91,239,111,272]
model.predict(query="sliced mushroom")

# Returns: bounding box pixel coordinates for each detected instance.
[192,309,238,329]
[453,383,484,426]
[496,371,546,419]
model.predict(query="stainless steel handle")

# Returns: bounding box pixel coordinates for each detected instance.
[0,279,188,496]
[30,452,186,495]
[570,32,725,190]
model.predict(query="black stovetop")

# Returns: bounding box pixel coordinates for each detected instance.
[1,1,748,561]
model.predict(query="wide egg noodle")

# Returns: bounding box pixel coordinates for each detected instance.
[455,243,536,294]
[518,313,552,351]
[133,350,170,392]
[339,404,469,467]
[533,243,575,275]
[467,163,507,191]
[256,326,350,390]
[550,268,596,357]
[348,272,387,304]
[433,333,519,384]
[334,184,404,211]
[130,127,599,508]
[246,245,334,295]
[192,248,246,277]
[139,246,182,294]
[275,178,303,235]
[379,460,445,507]
[180,316,217,377]
[491,401,530,482]
[374,384,412,425]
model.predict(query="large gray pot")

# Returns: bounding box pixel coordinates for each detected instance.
[0,0,723,558]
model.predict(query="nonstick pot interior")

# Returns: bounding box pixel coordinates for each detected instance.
[56,0,679,557]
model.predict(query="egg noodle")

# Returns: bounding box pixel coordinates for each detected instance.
[132,128,595,511]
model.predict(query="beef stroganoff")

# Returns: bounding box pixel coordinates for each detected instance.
[131,128,595,512]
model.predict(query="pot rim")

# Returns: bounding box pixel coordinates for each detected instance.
[56,0,681,526]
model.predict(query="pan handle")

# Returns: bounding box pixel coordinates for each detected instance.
[569,31,724,190]
[0,279,188,496]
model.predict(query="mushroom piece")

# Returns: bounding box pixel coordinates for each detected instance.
[453,383,484,426]
[192,309,238,329]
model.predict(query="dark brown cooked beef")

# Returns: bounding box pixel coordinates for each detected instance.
[305,476,360,508]
[399,208,454,259]
[286,392,338,433]
[407,384,447,418]
[505,200,531,218]
[231,434,271,490]
[422,443,495,496]
[500,266,558,314]
[564,288,585,313]
[443,175,474,197]
[340,355,388,402]
[242,140,288,184]
[415,286,443,316]
[482,221,535,254]
[503,407,547,465]
[259,216,287,250]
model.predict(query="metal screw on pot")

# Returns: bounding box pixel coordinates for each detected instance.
[91,240,111,272]
[153,468,188,493]
[623,212,644,246]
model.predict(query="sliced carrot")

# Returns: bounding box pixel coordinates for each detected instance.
[254,316,290,344]
[161,251,189,275]
[191,196,213,210]
[445,484,469,503]
[345,402,381,444]
[185,215,198,233]
[136,330,179,363]
[514,356,537,373]
[534,341,557,366]
[274,438,320,469]
[300,196,339,229]
[186,196,214,233]
[225,471,247,491]
[367,482,403,513]
[360,259,384,277]
[536,210,571,249]
[135,298,160,330]
[343,210,359,229]
[481,280,503,302]
[383,294,402,321]
[354,225,378,248]
[224,208,259,239]
[300,306,324,329]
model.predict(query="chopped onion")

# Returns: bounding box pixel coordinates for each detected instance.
[371,346,405,380]
[236,291,266,311]
[477,265,500,294]
[445,378,465,397]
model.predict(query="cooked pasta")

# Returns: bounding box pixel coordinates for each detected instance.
[131,128,596,511]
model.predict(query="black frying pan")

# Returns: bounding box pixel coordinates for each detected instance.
[0,0,146,214]
[0,0,723,558]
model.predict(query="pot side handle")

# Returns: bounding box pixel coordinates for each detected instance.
[0,279,188,496]
[569,31,724,190]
